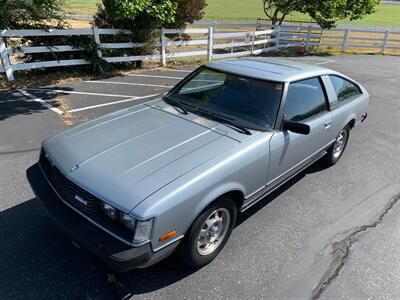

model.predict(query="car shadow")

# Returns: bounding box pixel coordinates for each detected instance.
[0,159,328,298]
[112,159,330,298]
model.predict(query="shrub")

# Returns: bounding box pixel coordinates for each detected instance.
[92,0,207,67]
[0,0,67,30]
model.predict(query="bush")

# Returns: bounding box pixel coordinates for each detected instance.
[1,1,110,74]
[92,0,208,67]
[0,0,67,30]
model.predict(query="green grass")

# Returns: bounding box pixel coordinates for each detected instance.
[66,0,100,15]
[65,1,400,26]
[204,1,400,25]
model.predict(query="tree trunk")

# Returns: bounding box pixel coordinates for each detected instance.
[278,14,287,26]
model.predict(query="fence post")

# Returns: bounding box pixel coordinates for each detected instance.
[341,28,350,52]
[275,26,280,50]
[207,27,213,61]
[0,33,14,81]
[160,29,166,66]
[305,25,312,52]
[92,27,102,58]
[251,31,255,55]
[381,30,389,55]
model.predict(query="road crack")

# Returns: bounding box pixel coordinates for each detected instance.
[311,192,400,300]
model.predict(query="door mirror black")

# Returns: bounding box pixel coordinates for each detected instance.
[282,120,310,135]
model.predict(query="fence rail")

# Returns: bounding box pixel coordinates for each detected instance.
[1,25,399,81]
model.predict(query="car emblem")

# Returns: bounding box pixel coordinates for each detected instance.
[74,195,88,206]
[70,164,79,172]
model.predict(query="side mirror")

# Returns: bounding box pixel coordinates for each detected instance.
[282,120,310,135]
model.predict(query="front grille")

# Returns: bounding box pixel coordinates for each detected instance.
[39,150,101,214]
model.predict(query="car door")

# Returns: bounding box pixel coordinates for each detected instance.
[267,77,334,187]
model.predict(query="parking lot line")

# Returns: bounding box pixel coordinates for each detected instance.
[315,59,336,65]
[27,88,137,98]
[0,98,28,103]
[68,93,161,113]
[127,74,184,80]
[167,69,193,73]
[86,80,174,88]
[17,89,63,115]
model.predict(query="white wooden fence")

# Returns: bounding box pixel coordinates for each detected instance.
[0,27,277,81]
[1,25,399,81]
[276,24,400,53]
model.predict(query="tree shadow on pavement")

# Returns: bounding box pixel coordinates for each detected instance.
[0,87,74,122]
[0,198,115,299]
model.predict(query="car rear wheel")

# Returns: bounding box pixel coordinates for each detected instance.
[324,126,350,166]
[178,197,237,267]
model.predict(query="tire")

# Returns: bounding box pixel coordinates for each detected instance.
[178,197,237,268]
[324,125,350,166]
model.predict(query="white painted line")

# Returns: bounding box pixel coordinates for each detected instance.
[168,69,193,73]
[127,74,184,80]
[17,89,63,115]
[315,59,336,65]
[0,98,28,103]
[27,88,136,98]
[86,80,174,88]
[68,93,161,113]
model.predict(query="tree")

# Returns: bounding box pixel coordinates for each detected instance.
[262,0,381,28]
[263,0,303,26]
[166,0,207,29]
[307,0,380,29]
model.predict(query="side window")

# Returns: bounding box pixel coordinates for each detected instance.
[329,75,361,102]
[284,77,328,122]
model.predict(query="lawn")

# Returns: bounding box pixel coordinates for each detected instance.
[65,1,400,26]
[204,1,400,25]
[66,0,100,15]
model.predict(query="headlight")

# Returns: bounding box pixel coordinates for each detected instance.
[119,212,136,231]
[101,202,117,220]
[134,219,153,243]
[100,202,153,243]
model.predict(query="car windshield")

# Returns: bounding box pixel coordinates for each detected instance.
[166,67,283,131]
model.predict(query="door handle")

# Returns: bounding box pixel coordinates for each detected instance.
[324,120,332,129]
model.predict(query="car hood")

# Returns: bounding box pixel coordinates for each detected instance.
[43,104,239,212]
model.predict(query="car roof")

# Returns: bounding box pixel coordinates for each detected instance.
[204,57,337,83]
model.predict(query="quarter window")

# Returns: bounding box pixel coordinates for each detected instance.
[284,77,328,122]
[329,75,361,101]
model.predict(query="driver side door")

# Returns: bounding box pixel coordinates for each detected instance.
[267,77,334,188]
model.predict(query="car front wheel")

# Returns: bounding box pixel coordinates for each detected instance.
[178,197,237,267]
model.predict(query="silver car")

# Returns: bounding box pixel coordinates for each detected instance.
[28,58,369,271]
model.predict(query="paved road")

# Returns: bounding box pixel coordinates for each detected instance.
[0,55,399,299]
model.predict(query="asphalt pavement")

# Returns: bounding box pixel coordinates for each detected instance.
[0,55,399,299]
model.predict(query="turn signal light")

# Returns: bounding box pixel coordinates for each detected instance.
[159,230,176,242]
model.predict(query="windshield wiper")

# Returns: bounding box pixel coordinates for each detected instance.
[163,95,188,115]
[196,109,252,135]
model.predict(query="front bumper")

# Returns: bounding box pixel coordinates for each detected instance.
[27,163,153,272]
